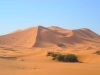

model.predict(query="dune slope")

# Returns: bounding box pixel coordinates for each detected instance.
[0,26,100,47]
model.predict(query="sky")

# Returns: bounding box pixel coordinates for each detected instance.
[0,0,100,35]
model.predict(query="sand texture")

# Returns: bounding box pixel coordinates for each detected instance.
[0,26,100,75]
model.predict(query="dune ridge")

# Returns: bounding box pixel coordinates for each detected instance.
[0,26,100,47]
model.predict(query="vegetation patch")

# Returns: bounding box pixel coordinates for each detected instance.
[57,44,65,47]
[47,52,78,62]
[0,56,17,60]
[94,51,100,55]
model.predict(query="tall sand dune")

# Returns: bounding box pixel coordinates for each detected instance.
[0,26,100,47]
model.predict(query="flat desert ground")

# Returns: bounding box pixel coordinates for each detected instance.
[0,45,100,75]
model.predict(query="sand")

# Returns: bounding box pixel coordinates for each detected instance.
[0,26,100,75]
[0,45,100,75]
[0,26,100,47]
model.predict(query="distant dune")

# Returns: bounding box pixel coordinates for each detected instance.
[0,26,100,47]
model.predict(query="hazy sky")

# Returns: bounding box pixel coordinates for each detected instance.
[0,0,100,35]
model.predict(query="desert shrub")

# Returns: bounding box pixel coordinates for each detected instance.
[63,54,78,62]
[47,52,78,62]
[56,54,64,61]
[57,44,65,47]
[94,51,100,55]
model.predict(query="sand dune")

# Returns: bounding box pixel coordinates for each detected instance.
[0,26,100,75]
[10,29,22,34]
[0,26,99,47]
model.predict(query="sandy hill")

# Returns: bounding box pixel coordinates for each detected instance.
[0,26,100,75]
[0,26,100,47]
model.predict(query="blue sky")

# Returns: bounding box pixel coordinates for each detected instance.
[0,0,100,35]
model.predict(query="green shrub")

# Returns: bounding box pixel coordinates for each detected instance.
[56,54,64,61]
[57,44,65,47]
[63,54,78,62]
[47,52,78,62]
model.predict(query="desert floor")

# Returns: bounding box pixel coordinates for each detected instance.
[0,45,100,75]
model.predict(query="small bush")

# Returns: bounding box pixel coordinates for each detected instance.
[56,54,64,61]
[57,44,65,47]
[63,54,78,62]
[94,51,100,55]
[47,52,78,62]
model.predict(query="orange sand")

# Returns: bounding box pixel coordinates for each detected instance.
[0,26,100,75]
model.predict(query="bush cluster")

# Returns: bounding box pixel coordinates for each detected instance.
[57,44,65,47]
[94,51,100,55]
[47,52,78,62]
